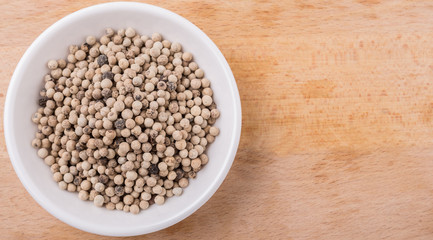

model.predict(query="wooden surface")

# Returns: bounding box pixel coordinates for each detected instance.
[3,0,433,239]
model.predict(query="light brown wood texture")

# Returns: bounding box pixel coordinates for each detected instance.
[2,0,433,239]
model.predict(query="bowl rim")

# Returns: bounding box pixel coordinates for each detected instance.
[4,1,241,236]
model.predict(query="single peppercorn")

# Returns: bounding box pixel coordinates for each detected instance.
[148,164,159,175]
[39,97,49,107]
[98,175,109,184]
[114,118,125,129]
[175,168,184,181]
[97,54,108,66]
[167,82,177,92]
[114,185,125,196]
[102,71,114,81]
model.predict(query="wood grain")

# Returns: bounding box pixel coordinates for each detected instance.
[2,0,433,239]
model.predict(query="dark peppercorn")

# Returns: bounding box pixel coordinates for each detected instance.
[149,137,155,145]
[98,175,109,184]
[157,81,167,90]
[148,195,155,205]
[83,126,92,134]
[146,109,157,119]
[54,84,61,91]
[114,119,125,129]
[97,54,108,66]
[167,82,177,92]
[73,176,82,186]
[98,158,108,166]
[134,94,142,101]
[39,97,49,107]
[81,43,90,52]
[113,138,124,148]
[148,164,159,175]
[188,171,197,178]
[150,130,158,140]
[102,71,114,80]
[114,186,124,196]
[159,75,167,82]
[165,137,172,146]
[101,88,112,99]
[76,144,84,151]
[76,91,85,100]
[126,136,135,144]
[175,168,184,181]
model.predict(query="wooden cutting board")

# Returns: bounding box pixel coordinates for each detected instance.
[2,0,433,239]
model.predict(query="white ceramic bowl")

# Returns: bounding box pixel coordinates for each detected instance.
[4,2,241,236]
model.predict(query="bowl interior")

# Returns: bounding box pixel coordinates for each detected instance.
[5,2,240,236]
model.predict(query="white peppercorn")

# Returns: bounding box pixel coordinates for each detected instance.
[179,178,189,188]
[63,173,73,183]
[130,204,139,214]
[123,195,134,205]
[209,126,220,136]
[146,177,157,187]
[47,60,58,70]
[154,195,165,205]
[95,182,105,192]
[86,36,96,45]
[141,192,151,201]
[139,200,149,210]
[78,190,89,200]
[32,28,220,214]
[126,170,138,181]
[106,202,116,210]
[125,27,136,38]
[94,195,104,207]
[152,185,163,194]
[172,187,182,196]
[182,52,192,62]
